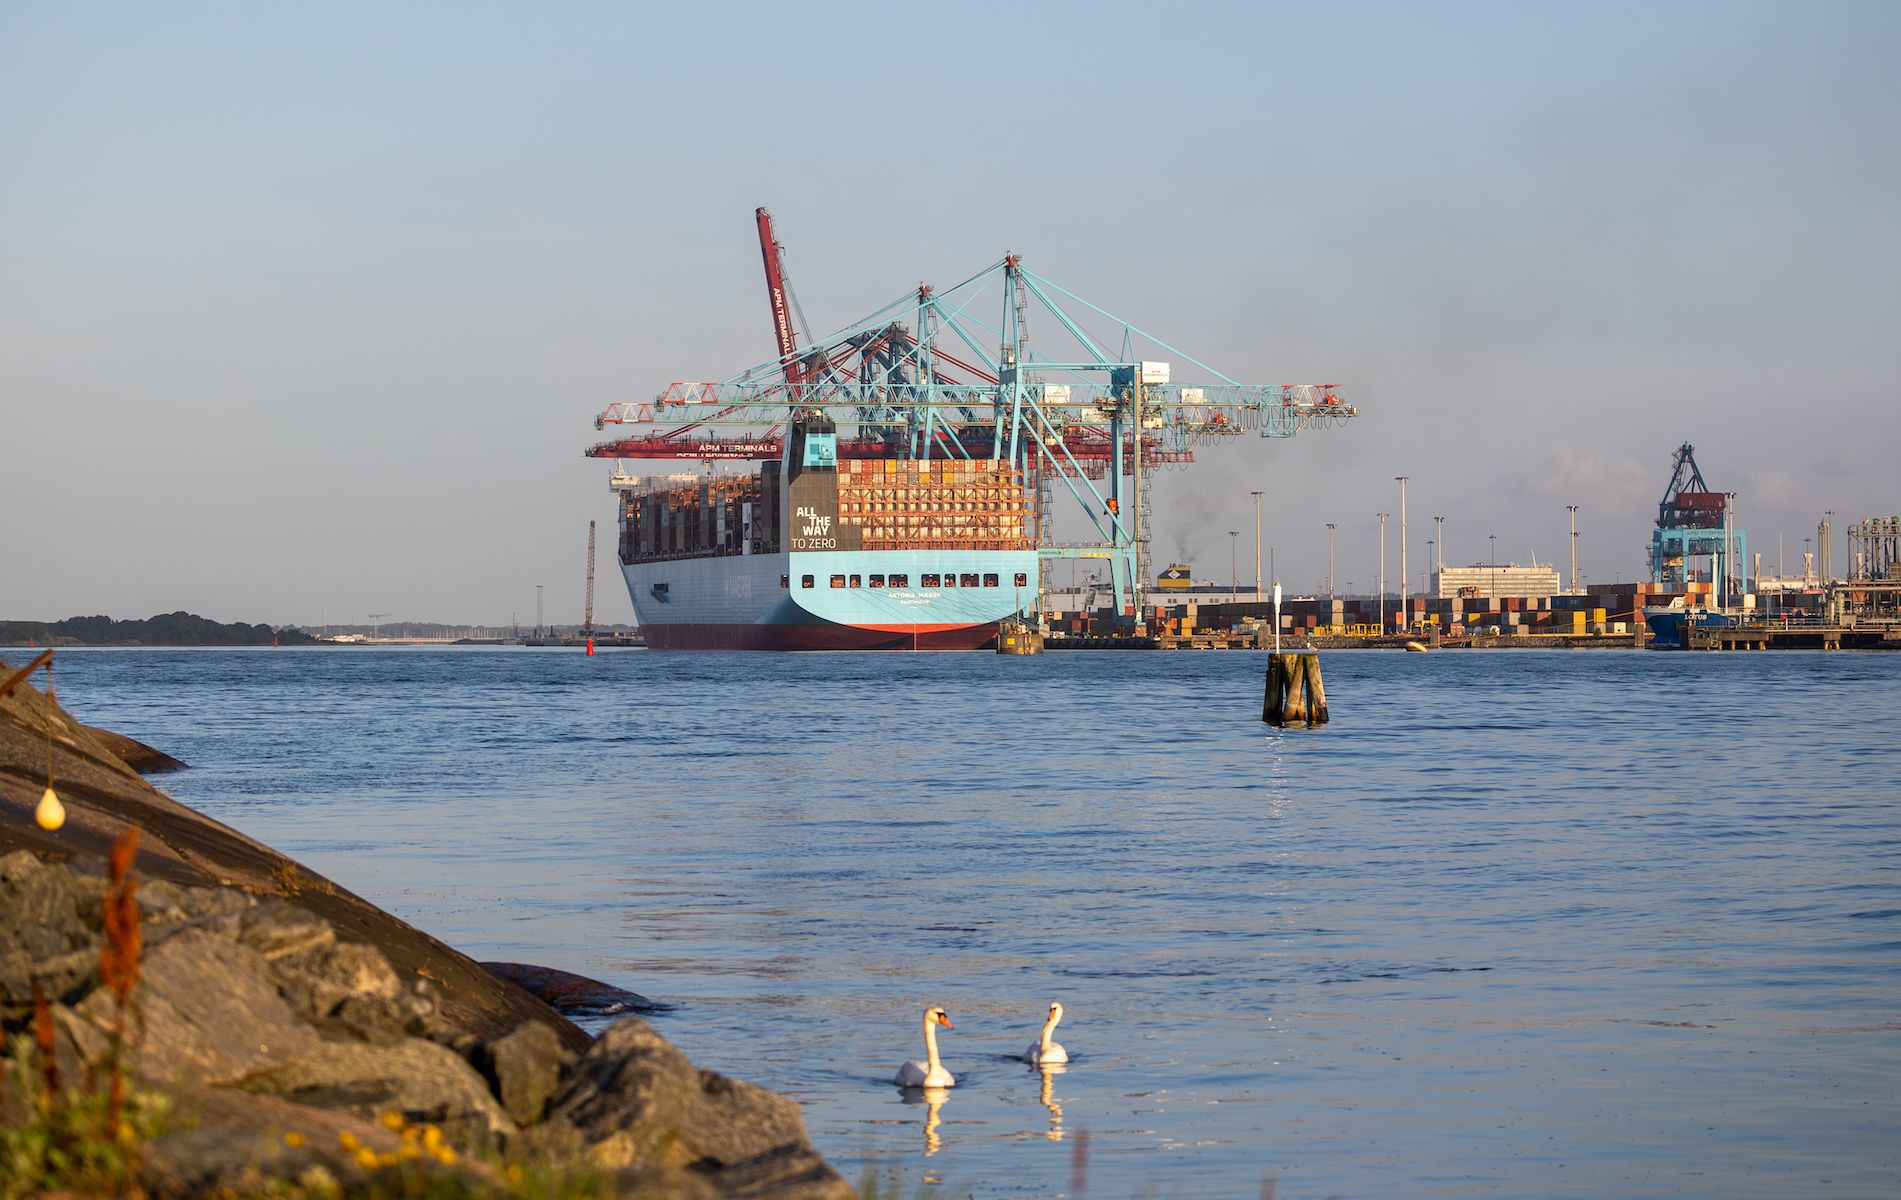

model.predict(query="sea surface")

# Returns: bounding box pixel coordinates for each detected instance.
[39,647,1901,1198]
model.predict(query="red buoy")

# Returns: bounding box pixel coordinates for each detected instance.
[586,637,595,656]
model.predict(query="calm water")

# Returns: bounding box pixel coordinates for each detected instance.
[39,647,1901,1197]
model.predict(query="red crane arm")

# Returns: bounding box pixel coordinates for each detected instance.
[755,207,802,388]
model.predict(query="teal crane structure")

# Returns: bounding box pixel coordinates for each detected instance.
[587,217,1357,620]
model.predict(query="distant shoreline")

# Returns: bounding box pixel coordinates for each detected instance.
[0,611,315,648]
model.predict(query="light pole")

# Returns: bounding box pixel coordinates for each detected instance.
[1378,512,1388,631]
[1725,491,1739,608]
[1824,510,1835,583]
[1426,539,1434,596]
[1326,523,1337,602]
[1250,491,1264,601]
[1395,476,1409,631]
[1434,515,1445,579]
[1489,533,1497,599]
[1567,505,1579,594]
[1229,530,1239,597]
[1804,536,1812,585]
[536,584,544,638]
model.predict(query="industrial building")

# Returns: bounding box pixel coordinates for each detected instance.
[1434,563,1562,599]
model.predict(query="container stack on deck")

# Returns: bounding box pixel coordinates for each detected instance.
[837,458,1033,551]
[620,468,781,564]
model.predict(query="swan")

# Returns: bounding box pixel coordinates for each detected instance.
[895,1006,955,1087]
[1022,1001,1069,1064]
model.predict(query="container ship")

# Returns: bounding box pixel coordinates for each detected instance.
[616,417,1038,650]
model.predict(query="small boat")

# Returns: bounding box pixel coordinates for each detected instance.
[1404,640,1429,652]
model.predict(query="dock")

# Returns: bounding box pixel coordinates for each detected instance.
[1684,621,1901,651]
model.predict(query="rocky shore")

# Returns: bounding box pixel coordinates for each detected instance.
[0,656,850,1198]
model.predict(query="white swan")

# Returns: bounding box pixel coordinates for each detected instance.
[1022,1001,1069,1064]
[895,1006,956,1087]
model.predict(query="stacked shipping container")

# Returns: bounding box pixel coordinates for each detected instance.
[837,458,1032,551]
[619,469,782,564]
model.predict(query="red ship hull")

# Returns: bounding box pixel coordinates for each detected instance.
[640,621,998,651]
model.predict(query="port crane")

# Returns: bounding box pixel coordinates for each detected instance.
[1650,442,1746,596]
[587,210,1357,615]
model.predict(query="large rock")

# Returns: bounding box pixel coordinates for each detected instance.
[477,1020,570,1126]
[3,671,855,1195]
[482,960,665,1017]
[76,926,320,1086]
[546,1016,850,1198]
[235,1036,516,1150]
[0,848,104,1010]
[0,663,587,1051]
[80,724,187,773]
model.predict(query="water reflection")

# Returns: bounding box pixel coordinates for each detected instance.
[899,1084,951,1156]
[1039,1064,1067,1141]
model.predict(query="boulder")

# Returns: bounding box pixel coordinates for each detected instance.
[235,1036,516,1150]
[76,926,320,1086]
[0,848,105,1011]
[142,1086,405,1198]
[476,1020,570,1126]
[546,1016,850,1198]
[80,724,187,773]
[0,668,587,1051]
[482,960,665,1017]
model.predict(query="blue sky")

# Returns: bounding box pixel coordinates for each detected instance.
[3,1,1897,621]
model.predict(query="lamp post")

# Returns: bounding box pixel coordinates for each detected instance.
[1567,505,1579,594]
[1229,530,1239,598]
[1434,515,1445,579]
[1426,539,1434,596]
[1326,523,1337,601]
[1824,510,1834,583]
[1395,476,1409,631]
[1725,491,1739,609]
[1250,491,1264,601]
[1378,512,1388,631]
[1489,533,1497,599]
[1804,536,1812,585]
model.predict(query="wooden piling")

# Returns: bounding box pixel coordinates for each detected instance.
[1263,652,1328,727]
[1263,654,1287,725]
[1303,654,1329,725]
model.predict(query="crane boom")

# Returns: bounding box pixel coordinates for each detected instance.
[755,207,803,390]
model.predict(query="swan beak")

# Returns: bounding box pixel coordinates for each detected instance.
[937,1014,953,1028]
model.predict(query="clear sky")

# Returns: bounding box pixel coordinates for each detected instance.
[4,1,1897,623]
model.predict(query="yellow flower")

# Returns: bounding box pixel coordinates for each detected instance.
[505,1164,525,1184]
[379,1110,407,1131]
[284,1131,307,1148]
[353,1147,381,1170]
[421,1125,444,1153]
[337,1131,361,1152]
[433,1146,458,1167]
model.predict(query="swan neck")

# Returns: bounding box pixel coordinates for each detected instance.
[1040,1011,1060,1051]
[923,1017,941,1070]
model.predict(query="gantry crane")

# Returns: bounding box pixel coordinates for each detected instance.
[586,212,1357,616]
[1650,442,1746,595]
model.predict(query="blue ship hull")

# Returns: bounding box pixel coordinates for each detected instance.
[1645,607,1738,649]
[624,549,1041,650]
